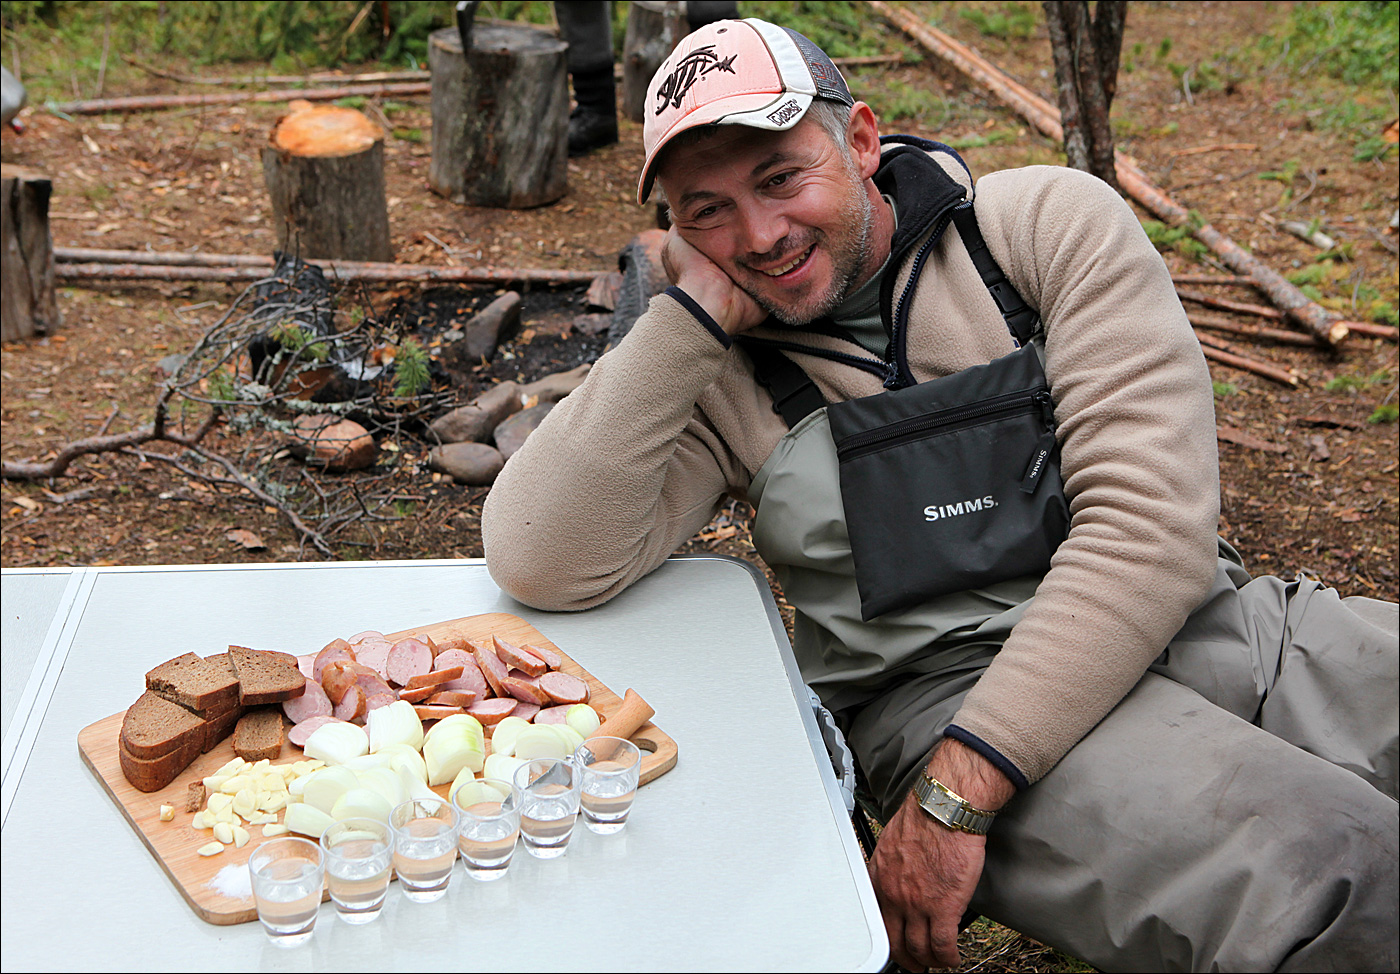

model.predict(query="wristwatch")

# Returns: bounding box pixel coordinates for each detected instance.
[913,773,997,835]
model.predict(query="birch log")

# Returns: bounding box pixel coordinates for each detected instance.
[1,164,60,341]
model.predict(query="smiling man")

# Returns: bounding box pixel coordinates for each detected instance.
[483,18,1398,973]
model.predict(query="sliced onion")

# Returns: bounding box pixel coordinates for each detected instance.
[367,700,424,753]
[424,726,485,786]
[303,721,370,766]
[513,725,570,761]
[284,802,336,840]
[483,752,528,786]
[395,762,441,804]
[301,765,359,815]
[332,787,394,823]
[565,704,601,738]
[489,715,533,758]
[357,766,407,808]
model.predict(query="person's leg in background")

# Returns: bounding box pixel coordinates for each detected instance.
[556,1,618,155]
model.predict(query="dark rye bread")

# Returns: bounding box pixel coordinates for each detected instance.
[120,691,210,759]
[232,708,285,761]
[227,646,306,706]
[119,733,206,793]
[145,653,240,713]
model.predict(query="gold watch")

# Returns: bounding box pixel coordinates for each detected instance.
[913,773,997,835]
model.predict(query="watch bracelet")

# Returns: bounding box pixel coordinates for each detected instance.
[915,773,997,835]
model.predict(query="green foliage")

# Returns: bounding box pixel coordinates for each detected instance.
[946,128,1020,149]
[1369,403,1399,424]
[1212,381,1238,399]
[1353,137,1397,162]
[392,338,430,398]
[1258,160,1301,184]
[271,321,329,362]
[1141,220,1207,259]
[958,3,1037,40]
[1325,370,1391,392]
[1287,264,1330,286]
[1276,1,1399,89]
[862,78,947,127]
[206,367,237,403]
[742,1,896,58]
[393,127,425,143]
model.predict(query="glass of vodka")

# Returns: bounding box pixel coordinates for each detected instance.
[320,818,392,923]
[452,777,522,881]
[390,798,460,903]
[515,758,582,859]
[248,837,324,946]
[575,737,641,835]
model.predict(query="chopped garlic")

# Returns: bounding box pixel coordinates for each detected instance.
[232,825,251,848]
[213,822,234,844]
[197,842,225,857]
[262,824,289,837]
[159,805,175,822]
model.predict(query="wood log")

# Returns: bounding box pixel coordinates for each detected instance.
[1187,312,1317,346]
[262,106,393,263]
[621,1,686,123]
[428,23,568,208]
[51,82,430,115]
[1,164,60,341]
[54,259,597,286]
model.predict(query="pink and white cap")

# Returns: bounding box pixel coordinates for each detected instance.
[637,18,854,204]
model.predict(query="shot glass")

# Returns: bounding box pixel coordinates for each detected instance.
[453,777,522,881]
[514,758,581,859]
[320,818,393,924]
[247,837,324,947]
[575,737,641,834]
[390,797,460,903]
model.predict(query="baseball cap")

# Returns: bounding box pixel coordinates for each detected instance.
[636,18,855,204]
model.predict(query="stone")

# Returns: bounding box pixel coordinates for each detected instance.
[427,442,505,485]
[492,402,555,459]
[287,415,377,471]
[442,290,521,368]
[429,380,522,444]
[519,364,590,403]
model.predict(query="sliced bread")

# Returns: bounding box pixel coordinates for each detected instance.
[118,734,205,793]
[145,653,240,713]
[227,646,306,706]
[120,690,210,760]
[231,708,285,761]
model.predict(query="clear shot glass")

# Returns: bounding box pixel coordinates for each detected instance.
[248,837,324,947]
[575,737,641,835]
[514,758,581,859]
[453,777,523,881]
[320,817,393,924]
[390,797,460,903]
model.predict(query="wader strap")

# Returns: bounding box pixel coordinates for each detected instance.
[744,203,1040,427]
[951,202,1042,347]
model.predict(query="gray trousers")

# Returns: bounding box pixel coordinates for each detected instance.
[844,568,1400,972]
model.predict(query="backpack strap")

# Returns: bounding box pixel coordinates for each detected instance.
[950,201,1042,347]
[741,339,829,428]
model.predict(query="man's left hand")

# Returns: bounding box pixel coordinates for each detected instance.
[868,739,1017,970]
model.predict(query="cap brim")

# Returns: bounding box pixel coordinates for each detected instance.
[636,90,814,204]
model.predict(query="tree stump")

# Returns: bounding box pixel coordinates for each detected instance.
[428,23,568,208]
[1,164,60,341]
[262,106,393,262]
[622,1,686,123]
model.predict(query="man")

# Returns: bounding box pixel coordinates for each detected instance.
[483,18,1398,972]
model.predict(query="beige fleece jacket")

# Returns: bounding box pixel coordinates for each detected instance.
[483,162,1220,786]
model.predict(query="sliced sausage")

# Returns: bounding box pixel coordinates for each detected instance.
[283,679,332,723]
[397,685,439,704]
[403,666,464,691]
[296,654,318,681]
[353,669,394,700]
[289,715,342,748]
[539,671,590,706]
[346,630,384,645]
[511,701,541,723]
[523,643,563,670]
[334,685,367,724]
[352,639,393,681]
[534,704,573,725]
[433,652,489,697]
[386,637,434,687]
[365,692,396,712]
[473,644,509,698]
[466,698,518,725]
[492,636,546,678]
[412,704,466,722]
[426,690,480,708]
[501,675,551,706]
[313,639,356,680]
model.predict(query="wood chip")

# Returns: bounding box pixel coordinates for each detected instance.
[1216,425,1287,454]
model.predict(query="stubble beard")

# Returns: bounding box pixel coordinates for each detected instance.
[742,171,876,328]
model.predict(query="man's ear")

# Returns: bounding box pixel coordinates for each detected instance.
[847,102,882,179]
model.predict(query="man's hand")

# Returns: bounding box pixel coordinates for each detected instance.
[661,227,767,336]
[869,739,1017,971]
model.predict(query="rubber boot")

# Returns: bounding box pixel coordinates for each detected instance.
[568,66,618,156]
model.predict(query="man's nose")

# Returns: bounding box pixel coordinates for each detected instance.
[736,199,791,259]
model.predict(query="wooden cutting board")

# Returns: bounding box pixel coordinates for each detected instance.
[77,612,677,925]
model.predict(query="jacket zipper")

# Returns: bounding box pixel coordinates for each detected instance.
[837,388,1054,467]
[885,205,961,390]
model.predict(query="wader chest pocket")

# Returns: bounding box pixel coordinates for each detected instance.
[828,343,1069,620]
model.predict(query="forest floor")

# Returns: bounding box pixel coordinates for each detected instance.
[2,3,1396,968]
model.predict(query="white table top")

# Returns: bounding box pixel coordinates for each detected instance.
[0,557,886,972]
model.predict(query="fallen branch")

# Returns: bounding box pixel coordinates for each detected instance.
[1178,291,1395,340]
[1196,341,1300,386]
[1216,424,1288,453]
[55,257,598,286]
[121,55,428,87]
[1170,274,1257,286]
[866,0,1349,346]
[50,82,430,116]
[1168,143,1258,157]
[1188,312,1318,346]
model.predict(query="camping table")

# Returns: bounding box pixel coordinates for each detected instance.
[0,557,887,972]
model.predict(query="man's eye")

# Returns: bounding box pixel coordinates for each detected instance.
[692,204,720,220]
[767,171,793,188]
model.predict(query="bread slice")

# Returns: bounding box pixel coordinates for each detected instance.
[227,647,306,706]
[202,705,243,753]
[120,690,210,760]
[146,653,240,713]
[118,734,205,793]
[232,708,285,761]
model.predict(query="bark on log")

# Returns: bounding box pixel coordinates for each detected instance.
[1187,312,1318,347]
[262,106,393,263]
[2,164,60,341]
[51,82,430,115]
[55,260,597,286]
[428,23,568,208]
[622,1,686,123]
[1196,339,1299,386]
[866,0,1349,347]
